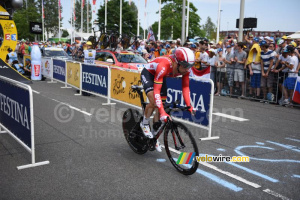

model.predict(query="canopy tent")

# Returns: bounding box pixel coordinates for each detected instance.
[287,31,300,39]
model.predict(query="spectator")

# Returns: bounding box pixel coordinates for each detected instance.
[194,45,201,70]
[199,47,209,70]
[159,44,167,56]
[166,44,172,55]
[234,42,247,98]
[274,48,291,103]
[247,43,262,99]
[260,40,275,102]
[24,58,31,77]
[224,45,235,97]
[282,47,299,105]
[214,48,226,96]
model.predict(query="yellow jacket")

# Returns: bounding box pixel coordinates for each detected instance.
[246,44,261,65]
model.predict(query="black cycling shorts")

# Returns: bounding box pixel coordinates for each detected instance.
[140,68,167,101]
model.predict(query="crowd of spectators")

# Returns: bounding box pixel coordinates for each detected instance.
[12,33,300,105]
[130,34,300,105]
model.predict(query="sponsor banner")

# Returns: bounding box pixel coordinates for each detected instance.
[0,12,17,61]
[41,58,53,78]
[53,59,66,82]
[0,78,31,148]
[166,77,211,126]
[29,22,43,34]
[23,55,31,68]
[66,61,80,88]
[82,64,108,96]
[111,68,146,107]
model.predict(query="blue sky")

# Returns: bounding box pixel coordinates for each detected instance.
[61,0,299,32]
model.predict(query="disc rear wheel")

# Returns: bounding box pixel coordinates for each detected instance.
[122,109,148,154]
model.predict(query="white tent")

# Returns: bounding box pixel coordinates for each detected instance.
[287,31,300,39]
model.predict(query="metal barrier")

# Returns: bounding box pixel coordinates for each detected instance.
[0,75,49,170]
[211,65,300,106]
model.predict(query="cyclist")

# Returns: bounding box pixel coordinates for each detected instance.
[140,47,195,152]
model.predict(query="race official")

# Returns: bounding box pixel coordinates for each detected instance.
[83,41,96,64]
[6,48,18,65]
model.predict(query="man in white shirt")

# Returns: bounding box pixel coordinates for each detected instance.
[277,48,299,104]
[199,47,209,69]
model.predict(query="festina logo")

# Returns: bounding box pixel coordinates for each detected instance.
[0,92,30,130]
[0,65,9,69]
[167,88,206,112]
[82,72,107,88]
[53,65,65,75]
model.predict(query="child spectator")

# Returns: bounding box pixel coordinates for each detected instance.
[215,48,226,96]
[247,43,262,99]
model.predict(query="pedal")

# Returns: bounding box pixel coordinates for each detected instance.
[148,139,156,151]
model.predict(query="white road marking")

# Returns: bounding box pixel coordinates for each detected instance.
[32,90,40,94]
[213,112,249,122]
[199,162,261,188]
[165,147,291,198]
[263,189,291,200]
[51,98,92,116]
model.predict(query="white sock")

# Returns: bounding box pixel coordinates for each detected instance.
[143,116,150,125]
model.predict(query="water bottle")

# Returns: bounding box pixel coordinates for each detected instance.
[31,42,42,80]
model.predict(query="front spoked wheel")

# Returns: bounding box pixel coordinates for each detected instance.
[164,122,199,175]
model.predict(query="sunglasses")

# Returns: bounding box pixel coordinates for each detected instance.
[178,61,194,69]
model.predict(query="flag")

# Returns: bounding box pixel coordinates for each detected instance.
[129,0,131,5]
[82,0,85,8]
[73,0,76,21]
[93,0,96,5]
[42,0,45,18]
[59,0,61,19]
[292,76,300,104]
[189,66,211,79]
[145,0,147,7]
[147,26,155,42]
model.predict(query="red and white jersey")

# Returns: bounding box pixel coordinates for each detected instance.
[144,55,191,117]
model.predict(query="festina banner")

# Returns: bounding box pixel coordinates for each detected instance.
[166,77,212,126]
[81,64,108,96]
[0,78,31,148]
[53,59,66,82]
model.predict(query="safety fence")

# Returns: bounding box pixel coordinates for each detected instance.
[41,58,218,141]
[0,75,50,170]
[210,66,300,107]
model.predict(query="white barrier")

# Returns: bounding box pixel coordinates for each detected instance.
[0,75,50,170]
[45,60,218,141]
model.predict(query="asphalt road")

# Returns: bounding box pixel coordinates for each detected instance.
[1,80,299,200]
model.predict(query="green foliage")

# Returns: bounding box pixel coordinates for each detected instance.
[61,29,69,37]
[35,0,63,38]
[203,16,217,40]
[151,0,204,40]
[13,6,41,41]
[97,0,143,36]
[71,0,92,32]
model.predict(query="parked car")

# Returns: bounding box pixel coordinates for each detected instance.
[95,49,147,71]
[41,47,72,60]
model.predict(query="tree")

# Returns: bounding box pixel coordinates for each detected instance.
[203,17,217,40]
[151,0,204,40]
[62,29,69,37]
[36,0,63,38]
[71,0,92,33]
[97,0,143,36]
[13,6,41,41]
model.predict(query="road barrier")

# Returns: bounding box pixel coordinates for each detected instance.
[41,59,216,140]
[0,75,49,170]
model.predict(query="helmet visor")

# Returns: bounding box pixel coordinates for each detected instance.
[178,60,194,69]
